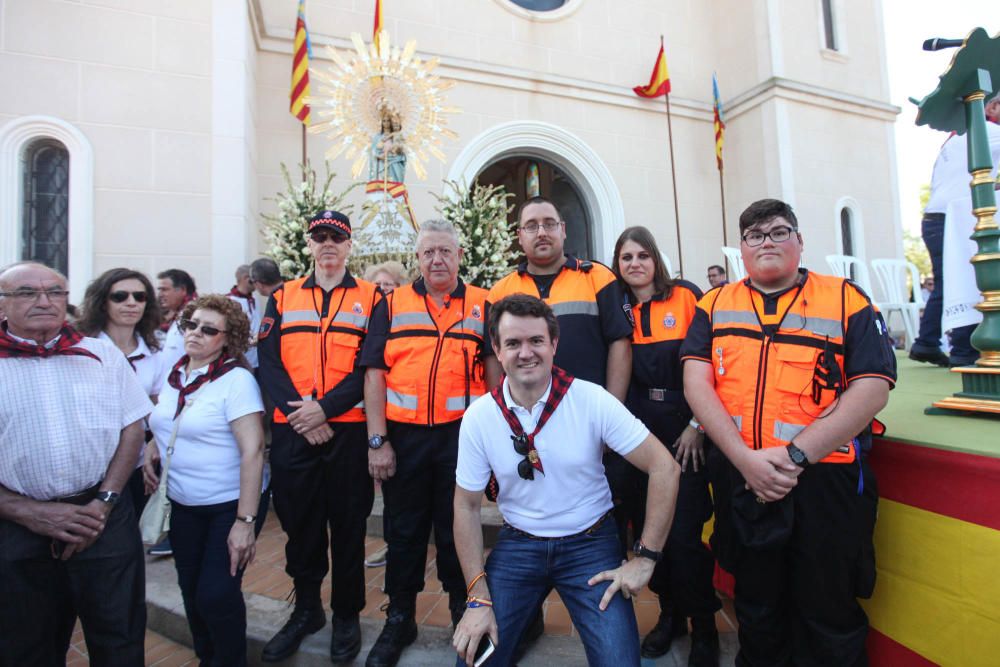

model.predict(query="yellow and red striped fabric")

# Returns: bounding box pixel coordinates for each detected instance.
[864,438,1000,666]
[712,72,724,171]
[633,42,670,98]
[373,0,383,52]
[289,0,311,126]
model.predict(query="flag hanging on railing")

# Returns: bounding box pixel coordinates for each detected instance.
[290,0,312,125]
[633,42,671,98]
[373,0,384,51]
[712,72,725,170]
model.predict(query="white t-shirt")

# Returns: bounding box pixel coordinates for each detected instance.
[457,377,649,537]
[149,364,264,506]
[0,335,152,500]
[97,331,167,398]
[159,321,186,375]
[926,122,1000,214]
[228,294,260,368]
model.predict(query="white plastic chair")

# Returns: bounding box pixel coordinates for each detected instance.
[825,254,874,297]
[871,258,923,350]
[721,246,746,281]
[660,251,676,279]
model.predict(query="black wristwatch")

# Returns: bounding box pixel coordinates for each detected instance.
[95,490,120,506]
[632,540,663,563]
[368,434,388,450]
[786,442,810,468]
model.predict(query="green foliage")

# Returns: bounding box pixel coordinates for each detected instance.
[904,228,931,279]
[435,180,517,288]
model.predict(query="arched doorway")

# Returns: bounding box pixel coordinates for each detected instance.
[476,157,593,259]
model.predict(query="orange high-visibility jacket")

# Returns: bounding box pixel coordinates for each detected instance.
[687,272,888,464]
[383,281,488,425]
[269,274,379,424]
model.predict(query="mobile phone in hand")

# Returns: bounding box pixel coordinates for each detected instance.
[473,635,495,667]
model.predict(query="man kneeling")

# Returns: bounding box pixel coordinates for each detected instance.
[452,294,680,666]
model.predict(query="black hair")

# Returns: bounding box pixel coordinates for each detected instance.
[156,268,197,295]
[488,293,559,346]
[738,198,798,234]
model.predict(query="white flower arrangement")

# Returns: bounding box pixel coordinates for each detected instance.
[435,180,517,288]
[261,162,358,279]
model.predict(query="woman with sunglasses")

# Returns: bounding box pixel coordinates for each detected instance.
[612,227,721,667]
[144,294,265,667]
[79,268,166,516]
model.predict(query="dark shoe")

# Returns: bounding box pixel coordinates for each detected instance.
[365,611,417,667]
[641,612,688,659]
[261,606,326,663]
[949,356,979,368]
[146,536,172,557]
[688,616,720,667]
[909,348,949,367]
[330,614,362,664]
[512,607,544,662]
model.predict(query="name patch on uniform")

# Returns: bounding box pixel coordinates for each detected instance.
[352,302,364,315]
[663,312,676,329]
[259,317,275,340]
[471,305,482,319]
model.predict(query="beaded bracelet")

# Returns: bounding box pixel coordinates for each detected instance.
[466,596,493,609]
[466,571,487,594]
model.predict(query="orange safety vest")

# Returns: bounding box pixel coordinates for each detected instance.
[629,282,700,400]
[383,280,488,425]
[271,274,379,424]
[701,271,875,464]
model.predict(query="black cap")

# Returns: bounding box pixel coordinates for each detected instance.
[308,210,351,238]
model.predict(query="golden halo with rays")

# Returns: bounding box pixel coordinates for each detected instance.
[308,31,461,181]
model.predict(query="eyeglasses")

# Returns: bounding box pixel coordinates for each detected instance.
[0,288,70,302]
[310,230,349,244]
[108,290,147,304]
[519,220,562,235]
[178,319,226,337]
[511,434,536,481]
[741,226,796,247]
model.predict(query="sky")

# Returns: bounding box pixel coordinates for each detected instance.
[882,0,996,232]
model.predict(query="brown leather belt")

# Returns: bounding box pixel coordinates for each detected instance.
[52,481,102,505]
[502,509,614,541]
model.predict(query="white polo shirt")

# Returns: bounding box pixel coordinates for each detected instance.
[457,376,648,537]
[149,363,264,506]
[159,321,186,375]
[0,335,153,500]
[228,294,260,368]
[97,331,167,398]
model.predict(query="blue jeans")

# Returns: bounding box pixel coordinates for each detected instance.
[458,517,640,667]
[914,213,977,362]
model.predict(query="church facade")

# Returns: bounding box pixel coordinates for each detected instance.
[0,0,900,299]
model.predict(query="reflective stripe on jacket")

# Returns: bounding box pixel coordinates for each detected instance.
[272,275,379,423]
[383,281,488,425]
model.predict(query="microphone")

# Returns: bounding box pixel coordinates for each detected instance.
[922,37,964,51]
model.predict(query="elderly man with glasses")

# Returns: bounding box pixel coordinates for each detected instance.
[681,199,897,667]
[0,261,152,665]
[452,293,679,667]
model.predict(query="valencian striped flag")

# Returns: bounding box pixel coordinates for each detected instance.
[373,0,384,51]
[712,72,725,170]
[289,0,312,126]
[633,41,671,98]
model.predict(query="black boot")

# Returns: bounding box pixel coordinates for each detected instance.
[449,591,466,629]
[261,605,327,662]
[641,610,688,659]
[688,615,720,667]
[512,607,544,662]
[365,604,418,667]
[330,614,362,664]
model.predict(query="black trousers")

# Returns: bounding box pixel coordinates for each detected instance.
[269,422,374,616]
[711,454,878,667]
[0,493,145,667]
[382,421,464,607]
[170,499,256,667]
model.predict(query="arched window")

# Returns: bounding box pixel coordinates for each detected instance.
[21,139,70,275]
[821,0,838,50]
[840,207,854,257]
[509,0,566,9]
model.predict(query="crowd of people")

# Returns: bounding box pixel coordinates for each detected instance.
[0,194,897,667]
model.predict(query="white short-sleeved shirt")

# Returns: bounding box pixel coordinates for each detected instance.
[159,321,186,375]
[228,294,260,368]
[97,331,167,398]
[149,364,264,506]
[457,377,649,537]
[926,122,1000,213]
[0,335,153,500]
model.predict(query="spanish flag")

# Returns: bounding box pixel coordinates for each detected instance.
[289,0,312,126]
[712,72,725,171]
[633,41,671,98]
[373,0,384,52]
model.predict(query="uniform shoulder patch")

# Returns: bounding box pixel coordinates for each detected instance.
[259,317,275,340]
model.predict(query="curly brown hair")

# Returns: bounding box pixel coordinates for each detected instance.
[180,294,251,360]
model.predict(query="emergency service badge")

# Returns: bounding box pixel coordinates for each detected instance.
[471,305,482,319]
[259,317,275,340]
[663,312,676,329]
[352,302,363,315]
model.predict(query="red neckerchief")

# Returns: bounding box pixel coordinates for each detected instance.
[490,366,575,476]
[167,354,238,418]
[228,286,255,314]
[126,352,146,372]
[159,292,197,332]
[0,322,100,362]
